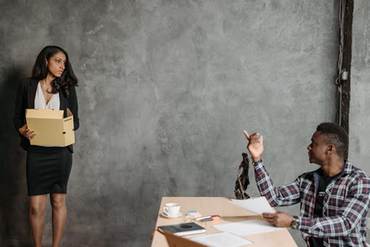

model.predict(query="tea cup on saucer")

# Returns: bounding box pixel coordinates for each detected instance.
[162,203,181,218]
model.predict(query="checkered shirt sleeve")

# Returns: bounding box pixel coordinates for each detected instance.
[253,161,301,207]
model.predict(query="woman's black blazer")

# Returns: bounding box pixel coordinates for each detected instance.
[13,78,79,152]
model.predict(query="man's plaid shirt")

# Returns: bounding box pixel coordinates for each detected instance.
[254,161,370,246]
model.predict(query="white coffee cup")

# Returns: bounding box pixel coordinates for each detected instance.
[163,203,181,217]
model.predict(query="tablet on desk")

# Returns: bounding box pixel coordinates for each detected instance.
[158,222,206,236]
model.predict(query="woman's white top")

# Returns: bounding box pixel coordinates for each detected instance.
[34,82,60,110]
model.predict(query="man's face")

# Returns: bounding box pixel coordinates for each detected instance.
[307,131,329,165]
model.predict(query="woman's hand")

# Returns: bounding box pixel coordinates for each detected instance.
[243,130,264,161]
[66,108,73,117]
[19,124,36,140]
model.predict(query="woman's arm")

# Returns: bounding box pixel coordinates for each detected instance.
[13,80,26,132]
[68,86,79,130]
[13,80,35,139]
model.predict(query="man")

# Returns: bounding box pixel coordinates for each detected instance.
[244,122,370,246]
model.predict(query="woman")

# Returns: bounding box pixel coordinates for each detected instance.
[14,45,79,247]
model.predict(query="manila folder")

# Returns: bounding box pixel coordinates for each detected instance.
[26,109,75,147]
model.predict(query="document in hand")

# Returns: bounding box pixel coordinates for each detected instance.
[231,196,275,215]
[26,109,75,147]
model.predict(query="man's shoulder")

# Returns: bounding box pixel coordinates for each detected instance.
[345,162,370,184]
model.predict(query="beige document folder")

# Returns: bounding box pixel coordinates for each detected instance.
[26,109,75,147]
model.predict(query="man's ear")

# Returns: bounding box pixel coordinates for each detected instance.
[327,144,336,154]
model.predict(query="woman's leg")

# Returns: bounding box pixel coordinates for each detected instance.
[29,195,47,247]
[50,193,67,247]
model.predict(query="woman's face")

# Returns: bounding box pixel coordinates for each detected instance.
[47,51,66,78]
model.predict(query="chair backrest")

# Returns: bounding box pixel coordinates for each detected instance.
[157,228,207,247]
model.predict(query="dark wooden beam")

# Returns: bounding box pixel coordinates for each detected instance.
[336,0,353,136]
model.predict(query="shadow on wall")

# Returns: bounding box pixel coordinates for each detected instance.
[0,66,32,246]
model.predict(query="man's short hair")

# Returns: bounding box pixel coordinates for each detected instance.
[316,122,349,159]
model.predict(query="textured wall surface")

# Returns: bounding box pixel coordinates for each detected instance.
[0,0,340,246]
[350,0,370,171]
[350,1,370,241]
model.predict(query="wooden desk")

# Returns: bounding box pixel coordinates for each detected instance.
[151,197,297,247]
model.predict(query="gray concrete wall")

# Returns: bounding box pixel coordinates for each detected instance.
[0,1,340,246]
[350,0,370,240]
[350,0,370,171]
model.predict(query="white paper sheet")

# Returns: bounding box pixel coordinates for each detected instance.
[231,196,275,214]
[214,220,283,237]
[191,232,252,247]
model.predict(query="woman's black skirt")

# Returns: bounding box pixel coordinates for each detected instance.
[26,148,72,196]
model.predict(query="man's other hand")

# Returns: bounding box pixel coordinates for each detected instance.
[243,130,264,161]
[262,212,294,227]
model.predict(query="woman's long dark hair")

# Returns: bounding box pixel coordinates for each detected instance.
[31,45,78,97]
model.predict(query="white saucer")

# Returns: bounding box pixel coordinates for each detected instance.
[160,211,183,218]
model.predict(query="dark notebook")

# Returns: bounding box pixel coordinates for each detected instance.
[158,222,206,236]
